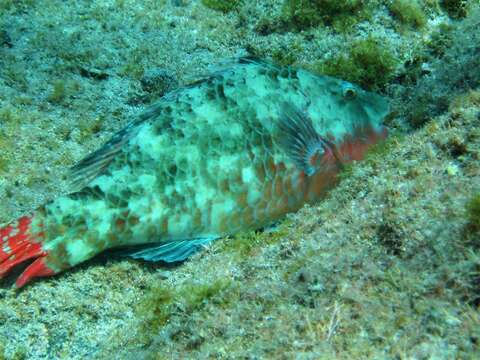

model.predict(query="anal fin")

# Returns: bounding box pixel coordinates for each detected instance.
[123,237,218,263]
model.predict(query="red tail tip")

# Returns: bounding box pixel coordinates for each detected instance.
[0,215,56,288]
[16,258,56,288]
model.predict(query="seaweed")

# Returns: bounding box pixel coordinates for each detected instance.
[466,193,480,234]
[441,0,468,19]
[135,279,234,346]
[314,36,397,90]
[281,0,370,32]
[220,220,292,258]
[0,0,35,12]
[201,0,239,13]
[47,80,66,104]
[398,6,480,128]
[388,0,427,28]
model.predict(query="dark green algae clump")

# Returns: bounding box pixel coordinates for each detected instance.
[201,0,239,13]
[388,0,427,28]
[312,36,397,91]
[466,193,480,234]
[282,0,371,32]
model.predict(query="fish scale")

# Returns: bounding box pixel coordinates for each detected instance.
[0,58,389,287]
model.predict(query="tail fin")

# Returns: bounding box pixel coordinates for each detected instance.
[0,215,56,288]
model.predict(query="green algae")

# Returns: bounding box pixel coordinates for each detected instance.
[466,193,480,233]
[314,36,397,90]
[220,220,292,258]
[281,0,371,32]
[398,5,480,129]
[1,69,28,92]
[201,0,239,13]
[0,345,26,360]
[426,23,454,57]
[441,0,468,18]
[0,107,20,174]
[389,0,427,28]
[271,44,300,67]
[0,0,34,12]
[136,279,235,346]
[47,80,67,104]
[0,157,9,173]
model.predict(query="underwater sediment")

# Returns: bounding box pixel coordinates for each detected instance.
[0,0,479,359]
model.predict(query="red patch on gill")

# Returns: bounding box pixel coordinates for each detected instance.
[306,166,340,202]
[338,125,388,162]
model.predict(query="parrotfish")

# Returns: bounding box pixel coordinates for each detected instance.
[0,58,389,288]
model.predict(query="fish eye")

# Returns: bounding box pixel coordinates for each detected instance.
[342,84,357,100]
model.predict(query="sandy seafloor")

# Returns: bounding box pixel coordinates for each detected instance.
[0,0,479,359]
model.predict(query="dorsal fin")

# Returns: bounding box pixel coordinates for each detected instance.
[184,56,281,85]
[277,103,329,176]
[69,122,138,191]
[69,97,185,191]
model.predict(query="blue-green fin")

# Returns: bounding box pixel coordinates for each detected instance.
[124,237,218,263]
[278,103,328,176]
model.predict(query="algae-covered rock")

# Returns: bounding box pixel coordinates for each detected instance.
[282,0,374,32]
[314,36,397,90]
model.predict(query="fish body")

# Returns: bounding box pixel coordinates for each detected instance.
[0,58,389,287]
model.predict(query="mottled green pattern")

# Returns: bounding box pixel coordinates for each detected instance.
[35,59,388,270]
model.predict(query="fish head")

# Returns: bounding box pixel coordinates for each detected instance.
[299,72,390,165]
